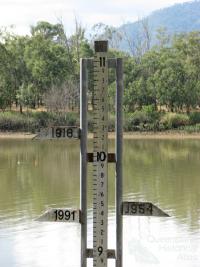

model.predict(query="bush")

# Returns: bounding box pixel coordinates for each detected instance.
[141,105,160,122]
[123,115,132,131]
[53,112,78,126]
[189,112,200,125]
[161,113,189,129]
[0,111,79,132]
[125,111,148,128]
[124,108,161,131]
[30,111,79,127]
[108,114,115,132]
[0,112,38,132]
[29,111,54,127]
[180,124,200,133]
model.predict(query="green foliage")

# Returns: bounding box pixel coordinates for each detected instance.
[180,124,200,133]
[0,112,38,132]
[24,35,69,90]
[0,21,94,112]
[189,112,200,125]
[53,112,78,126]
[123,111,191,132]
[124,107,161,132]
[108,114,115,132]
[27,111,56,127]
[30,21,63,41]
[1,20,200,133]
[0,88,10,111]
[17,83,38,108]
[161,113,189,129]
[30,111,78,127]
[0,111,79,132]
[141,105,160,122]
[127,111,149,126]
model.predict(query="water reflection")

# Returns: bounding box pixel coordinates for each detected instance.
[0,138,200,266]
[123,139,200,230]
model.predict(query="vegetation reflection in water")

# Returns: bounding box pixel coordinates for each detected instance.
[0,139,200,266]
[0,139,200,227]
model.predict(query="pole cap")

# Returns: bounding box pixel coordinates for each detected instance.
[94,40,108,52]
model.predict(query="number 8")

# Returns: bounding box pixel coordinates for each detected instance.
[67,128,73,138]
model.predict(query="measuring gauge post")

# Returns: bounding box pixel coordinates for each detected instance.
[93,40,109,267]
[32,41,171,267]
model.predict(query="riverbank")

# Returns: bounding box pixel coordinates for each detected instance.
[2,131,200,139]
[1,110,200,135]
[0,132,35,139]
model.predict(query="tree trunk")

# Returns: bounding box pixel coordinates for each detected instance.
[20,104,23,114]
[186,105,190,114]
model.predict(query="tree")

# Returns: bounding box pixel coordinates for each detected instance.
[154,48,186,111]
[173,32,200,111]
[91,23,122,49]
[120,18,151,58]
[0,33,19,110]
[5,35,32,112]
[123,57,141,111]
[31,21,64,42]
[24,34,69,92]
[156,27,170,48]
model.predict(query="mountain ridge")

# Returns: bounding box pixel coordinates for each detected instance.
[117,0,200,51]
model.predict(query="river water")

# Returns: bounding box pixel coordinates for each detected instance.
[0,138,200,267]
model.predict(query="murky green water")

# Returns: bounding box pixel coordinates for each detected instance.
[0,138,200,267]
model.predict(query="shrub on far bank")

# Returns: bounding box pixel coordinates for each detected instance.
[1,109,199,133]
[160,113,190,129]
[124,105,161,131]
[29,111,78,127]
[189,112,200,125]
[108,114,115,132]
[180,123,200,133]
[0,111,79,132]
[0,112,38,132]
[141,105,160,122]
[130,110,149,125]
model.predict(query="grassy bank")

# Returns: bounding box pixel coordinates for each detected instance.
[0,111,79,133]
[1,110,200,134]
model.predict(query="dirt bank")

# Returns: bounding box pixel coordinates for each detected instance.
[1,131,200,140]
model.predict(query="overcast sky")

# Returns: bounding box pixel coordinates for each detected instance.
[0,0,192,35]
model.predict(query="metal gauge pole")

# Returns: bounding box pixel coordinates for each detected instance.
[80,58,88,267]
[93,41,109,267]
[35,41,170,267]
[116,58,123,267]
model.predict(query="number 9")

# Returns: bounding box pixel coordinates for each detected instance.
[98,246,103,256]
[58,210,64,220]
[65,210,71,220]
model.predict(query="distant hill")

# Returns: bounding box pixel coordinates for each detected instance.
[117,0,200,52]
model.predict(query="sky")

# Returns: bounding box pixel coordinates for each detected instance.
[0,0,192,35]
